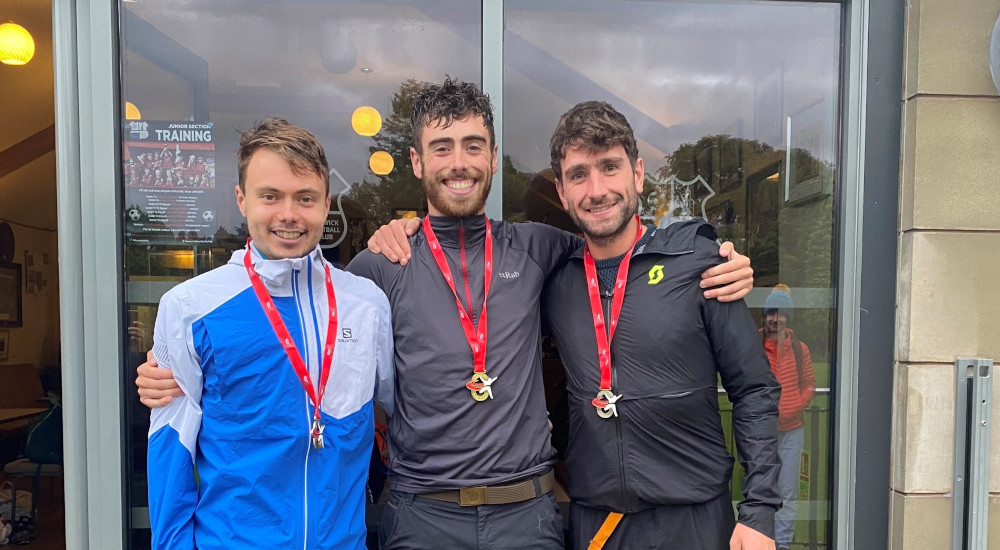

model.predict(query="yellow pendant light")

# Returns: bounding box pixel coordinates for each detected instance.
[369,151,394,175]
[351,106,382,137]
[0,22,35,66]
[125,101,142,120]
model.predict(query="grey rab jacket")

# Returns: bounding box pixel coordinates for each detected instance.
[542,219,781,538]
[347,215,578,493]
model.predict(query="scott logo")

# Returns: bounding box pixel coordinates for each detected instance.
[648,265,664,285]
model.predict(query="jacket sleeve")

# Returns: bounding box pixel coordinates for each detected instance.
[373,289,396,416]
[147,289,203,550]
[698,241,781,538]
[799,341,816,407]
[512,222,582,277]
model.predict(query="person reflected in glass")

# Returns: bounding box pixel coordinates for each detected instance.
[761,284,816,550]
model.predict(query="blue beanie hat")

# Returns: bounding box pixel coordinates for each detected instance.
[763,284,793,320]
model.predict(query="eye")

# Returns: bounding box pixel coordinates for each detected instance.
[261,193,276,201]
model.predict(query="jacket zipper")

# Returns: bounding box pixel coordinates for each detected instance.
[603,287,632,512]
[292,266,313,550]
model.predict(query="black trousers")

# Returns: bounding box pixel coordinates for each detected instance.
[379,488,564,550]
[569,491,736,550]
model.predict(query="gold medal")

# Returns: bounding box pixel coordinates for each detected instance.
[466,372,498,402]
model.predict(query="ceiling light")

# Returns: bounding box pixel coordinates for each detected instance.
[0,22,35,66]
[351,106,382,137]
[369,151,394,175]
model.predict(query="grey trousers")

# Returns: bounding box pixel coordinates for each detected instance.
[378,488,565,550]
[569,491,736,550]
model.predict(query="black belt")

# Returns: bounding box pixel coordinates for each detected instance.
[419,470,555,506]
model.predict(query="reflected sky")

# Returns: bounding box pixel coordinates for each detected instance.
[503,0,841,175]
[120,0,840,234]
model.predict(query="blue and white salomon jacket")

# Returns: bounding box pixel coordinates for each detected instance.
[147,245,394,550]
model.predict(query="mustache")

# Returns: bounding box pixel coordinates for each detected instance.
[442,169,482,180]
[583,194,623,209]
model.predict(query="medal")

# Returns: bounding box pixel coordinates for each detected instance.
[582,216,642,419]
[423,216,495,401]
[311,418,326,449]
[466,372,499,401]
[244,240,337,449]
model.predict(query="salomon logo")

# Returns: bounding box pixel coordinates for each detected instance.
[648,265,664,285]
[339,328,358,343]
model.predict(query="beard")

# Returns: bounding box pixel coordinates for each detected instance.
[422,166,493,218]
[565,186,639,247]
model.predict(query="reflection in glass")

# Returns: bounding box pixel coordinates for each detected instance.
[119,2,481,547]
[504,1,840,547]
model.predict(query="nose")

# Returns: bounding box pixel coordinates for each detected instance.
[584,168,606,199]
[277,197,297,221]
[450,148,468,171]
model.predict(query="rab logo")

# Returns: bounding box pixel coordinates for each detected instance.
[342,328,352,339]
[498,271,520,279]
[648,265,664,285]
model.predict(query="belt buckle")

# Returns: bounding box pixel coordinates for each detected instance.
[459,486,487,506]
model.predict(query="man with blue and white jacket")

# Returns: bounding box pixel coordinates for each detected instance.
[146,118,394,550]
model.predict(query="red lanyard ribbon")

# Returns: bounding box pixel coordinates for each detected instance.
[422,216,496,401]
[583,216,642,418]
[243,240,337,448]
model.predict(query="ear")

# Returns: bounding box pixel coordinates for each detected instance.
[633,157,645,194]
[491,142,499,175]
[235,184,248,217]
[410,147,423,179]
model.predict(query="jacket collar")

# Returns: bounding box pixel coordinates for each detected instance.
[229,244,325,287]
[424,214,488,248]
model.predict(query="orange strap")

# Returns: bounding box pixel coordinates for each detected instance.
[587,512,624,550]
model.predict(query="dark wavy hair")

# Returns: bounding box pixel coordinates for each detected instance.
[410,76,495,153]
[549,101,638,180]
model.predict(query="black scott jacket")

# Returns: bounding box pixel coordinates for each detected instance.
[542,219,781,537]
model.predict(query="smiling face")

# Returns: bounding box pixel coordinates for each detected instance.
[235,148,331,260]
[410,115,497,217]
[764,310,788,337]
[555,144,643,251]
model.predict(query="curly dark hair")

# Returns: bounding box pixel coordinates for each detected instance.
[237,117,330,194]
[549,101,638,180]
[410,76,495,153]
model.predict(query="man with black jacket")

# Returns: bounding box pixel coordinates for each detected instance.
[542,101,780,550]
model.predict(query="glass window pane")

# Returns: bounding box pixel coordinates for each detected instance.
[119,2,481,547]
[504,1,840,547]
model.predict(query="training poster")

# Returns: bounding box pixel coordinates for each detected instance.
[123,120,219,244]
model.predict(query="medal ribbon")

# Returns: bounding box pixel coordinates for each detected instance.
[582,216,643,391]
[422,216,493,374]
[243,239,337,442]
